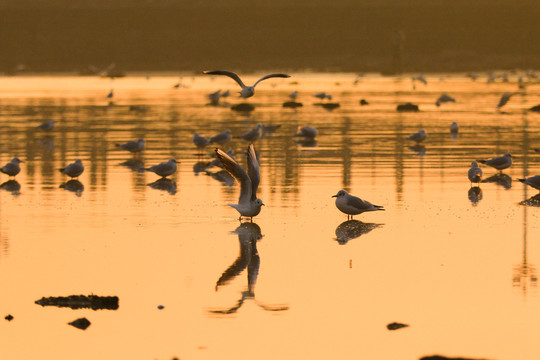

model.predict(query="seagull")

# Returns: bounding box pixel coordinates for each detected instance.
[193,133,210,150]
[332,190,384,220]
[238,124,263,143]
[450,122,459,134]
[203,70,290,98]
[215,144,264,220]
[145,158,178,178]
[468,161,483,186]
[288,90,298,100]
[106,89,114,99]
[477,153,512,172]
[496,92,517,109]
[1,157,23,177]
[294,126,318,139]
[116,138,145,154]
[59,159,84,179]
[412,74,427,85]
[37,120,54,131]
[517,175,540,192]
[209,129,232,145]
[207,89,221,105]
[314,92,332,100]
[436,93,456,106]
[407,129,427,143]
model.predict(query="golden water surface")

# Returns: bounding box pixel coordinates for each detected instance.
[1,73,540,360]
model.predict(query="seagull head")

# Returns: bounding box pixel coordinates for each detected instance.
[332,190,348,198]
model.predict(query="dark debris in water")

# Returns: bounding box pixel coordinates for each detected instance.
[68,317,91,330]
[386,322,409,330]
[35,295,119,310]
[419,356,492,360]
[231,103,255,112]
[5,314,14,321]
[396,102,419,112]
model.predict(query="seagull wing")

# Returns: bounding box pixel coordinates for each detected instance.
[485,155,508,167]
[252,73,290,87]
[203,70,246,88]
[215,148,252,203]
[246,144,260,201]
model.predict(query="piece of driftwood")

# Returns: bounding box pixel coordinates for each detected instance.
[35,295,119,310]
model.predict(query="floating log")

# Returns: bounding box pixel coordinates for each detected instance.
[35,295,119,310]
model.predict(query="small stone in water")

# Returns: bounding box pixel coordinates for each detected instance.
[5,314,14,321]
[158,305,165,310]
[387,322,409,330]
[68,317,91,330]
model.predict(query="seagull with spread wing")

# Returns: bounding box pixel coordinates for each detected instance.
[215,144,264,220]
[203,70,290,98]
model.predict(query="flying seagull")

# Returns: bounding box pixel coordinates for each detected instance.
[203,70,290,98]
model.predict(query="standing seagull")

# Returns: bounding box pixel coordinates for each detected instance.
[436,93,456,106]
[145,159,178,178]
[209,129,232,146]
[215,144,264,220]
[517,175,540,192]
[468,161,483,186]
[59,159,84,179]
[203,70,290,98]
[116,138,145,154]
[1,157,23,177]
[238,124,263,143]
[37,120,55,131]
[332,190,384,220]
[477,153,512,172]
[407,129,427,144]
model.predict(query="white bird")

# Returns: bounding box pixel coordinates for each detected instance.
[407,129,427,143]
[1,157,23,177]
[450,122,459,134]
[477,153,512,172]
[517,175,540,192]
[468,161,483,186]
[496,92,517,109]
[215,144,264,220]
[203,70,290,98]
[59,159,84,179]
[116,138,145,153]
[238,124,263,143]
[436,93,456,106]
[37,120,55,131]
[209,129,232,145]
[294,126,318,139]
[193,133,210,150]
[145,158,178,178]
[332,190,384,220]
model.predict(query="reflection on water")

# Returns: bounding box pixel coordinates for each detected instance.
[334,220,382,245]
[0,180,21,196]
[118,159,145,172]
[482,173,513,190]
[520,194,540,207]
[59,179,84,196]
[209,222,289,315]
[147,178,177,195]
[468,186,483,206]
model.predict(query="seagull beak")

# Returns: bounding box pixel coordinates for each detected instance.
[331,194,338,197]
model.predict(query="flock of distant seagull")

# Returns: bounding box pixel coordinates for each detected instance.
[2,70,540,219]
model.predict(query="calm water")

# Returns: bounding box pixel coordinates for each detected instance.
[1,73,540,360]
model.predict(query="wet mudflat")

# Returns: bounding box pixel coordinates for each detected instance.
[1,73,540,360]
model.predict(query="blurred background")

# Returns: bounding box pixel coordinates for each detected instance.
[1,0,539,74]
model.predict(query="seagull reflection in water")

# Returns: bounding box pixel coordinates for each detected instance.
[118,159,145,172]
[468,187,483,206]
[519,194,540,207]
[204,170,235,187]
[208,222,289,315]
[59,180,84,196]
[0,180,21,196]
[408,144,426,156]
[335,220,382,245]
[481,173,512,190]
[147,178,177,195]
